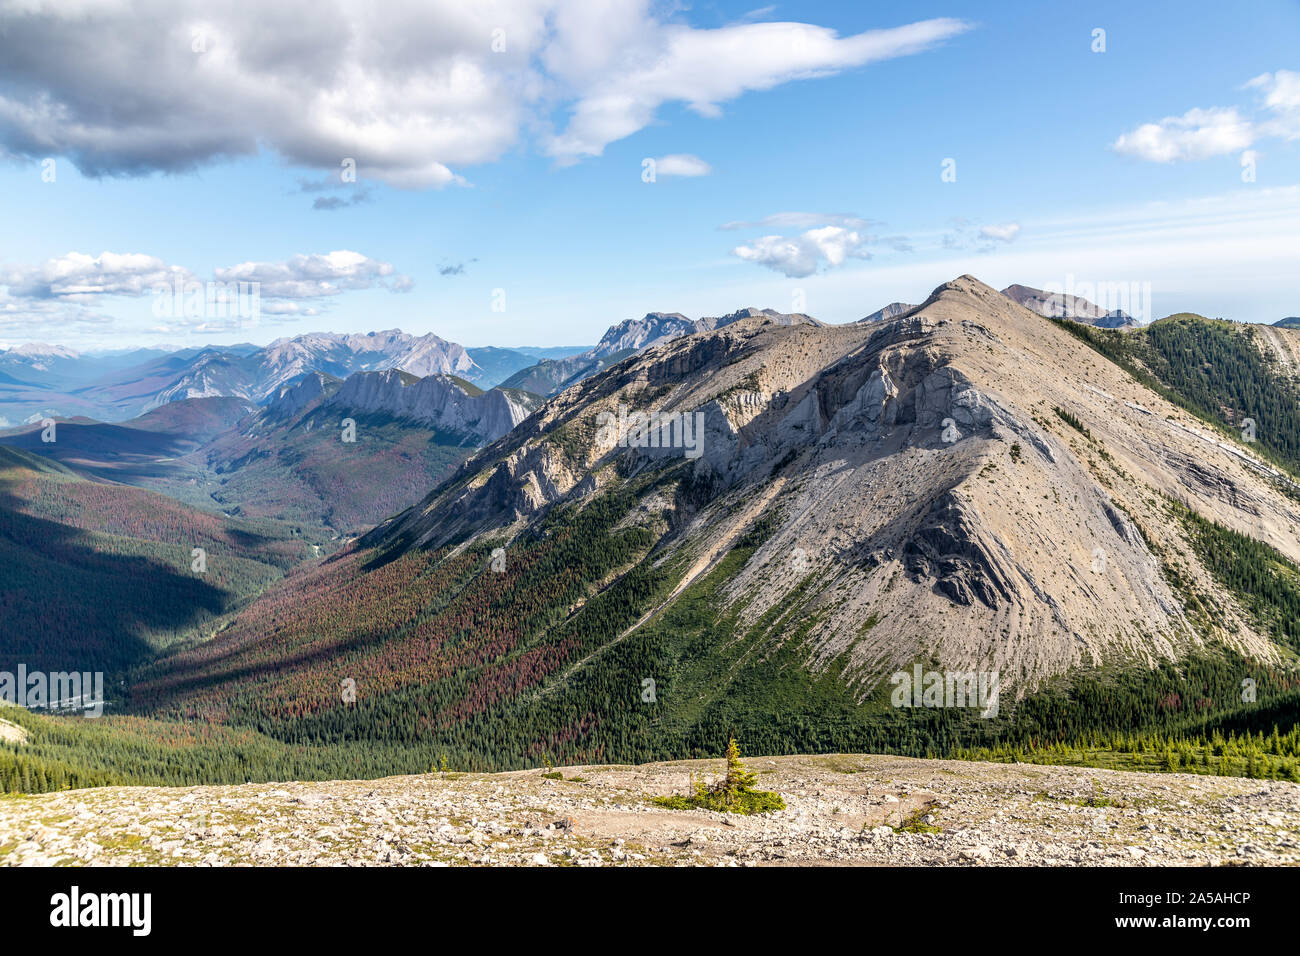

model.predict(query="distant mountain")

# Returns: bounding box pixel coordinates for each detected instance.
[858,302,915,323]
[0,397,253,487]
[512,345,593,360]
[261,329,477,384]
[1001,284,1138,329]
[1,363,538,537]
[0,332,589,423]
[499,350,633,395]
[589,312,697,356]
[330,369,537,441]
[465,345,589,387]
[0,342,80,369]
[8,329,485,422]
[502,307,821,396]
[1274,317,1300,329]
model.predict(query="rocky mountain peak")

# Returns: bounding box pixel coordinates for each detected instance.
[368,273,1299,699]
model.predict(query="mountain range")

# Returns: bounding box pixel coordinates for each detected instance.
[0,366,537,540]
[0,331,590,426]
[4,276,1300,789]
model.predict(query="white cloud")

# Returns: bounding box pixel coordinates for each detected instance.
[0,249,408,339]
[1245,70,1300,141]
[0,292,114,336]
[1112,107,1254,163]
[1112,70,1300,163]
[544,16,972,162]
[0,3,971,185]
[733,225,871,277]
[1,252,193,302]
[1245,69,1300,112]
[711,186,1300,327]
[213,251,412,299]
[978,222,1020,242]
[651,154,712,177]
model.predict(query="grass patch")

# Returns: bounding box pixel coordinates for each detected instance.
[893,806,941,834]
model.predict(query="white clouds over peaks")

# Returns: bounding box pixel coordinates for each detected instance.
[0,249,411,333]
[733,226,872,278]
[212,251,413,299]
[0,252,193,302]
[0,2,971,186]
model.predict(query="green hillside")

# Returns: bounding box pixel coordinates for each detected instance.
[7,466,1300,792]
[1053,313,1300,478]
[0,446,310,675]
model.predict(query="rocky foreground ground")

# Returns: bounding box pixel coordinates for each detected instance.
[2,754,1298,866]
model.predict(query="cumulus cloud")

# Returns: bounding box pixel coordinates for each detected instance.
[651,154,712,177]
[1,252,193,302]
[213,251,413,299]
[0,249,409,335]
[1112,107,1254,163]
[0,292,112,336]
[978,222,1020,243]
[1112,70,1300,163]
[1245,70,1300,140]
[1245,70,1300,113]
[733,226,872,278]
[0,2,971,185]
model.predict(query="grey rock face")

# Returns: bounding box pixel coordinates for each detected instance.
[266,371,333,419]
[330,369,531,443]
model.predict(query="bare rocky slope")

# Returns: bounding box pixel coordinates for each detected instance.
[2,754,1296,866]
[371,275,1300,697]
[330,369,535,442]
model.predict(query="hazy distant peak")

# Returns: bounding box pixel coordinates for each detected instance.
[858,302,916,323]
[1001,282,1139,329]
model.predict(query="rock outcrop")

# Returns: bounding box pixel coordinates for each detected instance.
[331,369,534,443]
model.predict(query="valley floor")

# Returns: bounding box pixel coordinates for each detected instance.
[1,753,1297,867]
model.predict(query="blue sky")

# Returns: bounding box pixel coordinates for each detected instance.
[0,0,1296,350]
